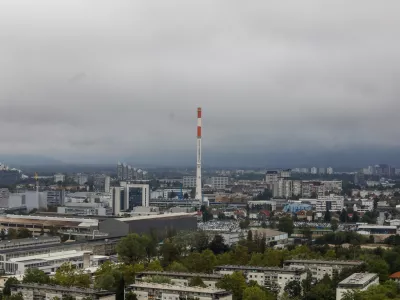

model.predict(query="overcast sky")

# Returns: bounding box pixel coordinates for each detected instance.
[1,1,400,166]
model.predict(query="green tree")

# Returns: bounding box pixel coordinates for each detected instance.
[340,209,348,223]
[324,208,331,222]
[188,276,206,288]
[159,239,181,267]
[367,258,389,282]
[53,263,91,288]
[147,260,163,271]
[166,261,189,272]
[94,262,135,296]
[7,292,24,300]
[116,234,146,264]
[209,235,229,254]
[23,268,50,284]
[3,277,20,296]
[7,228,18,240]
[330,219,338,232]
[284,280,302,298]
[243,286,274,300]
[352,211,360,223]
[216,272,247,300]
[125,292,138,300]
[194,231,210,252]
[278,217,294,235]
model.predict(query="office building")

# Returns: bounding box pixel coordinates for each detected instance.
[211,177,229,189]
[316,194,344,212]
[112,183,149,214]
[283,260,364,281]
[104,176,110,193]
[183,176,196,188]
[11,284,115,300]
[215,265,307,295]
[129,282,232,300]
[0,189,10,208]
[135,271,223,289]
[46,190,65,207]
[53,174,65,183]
[327,167,334,175]
[73,174,88,186]
[336,273,379,300]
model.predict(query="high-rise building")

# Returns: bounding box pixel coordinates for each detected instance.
[195,107,202,201]
[117,162,123,180]
[326,167,333,175]
[318,168,326,175]
[310,167,318,174]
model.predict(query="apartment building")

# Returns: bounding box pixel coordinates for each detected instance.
[135,271,223,288]
[273,179,292,199]
[336,273,379,300]
[283,260,364,280]
[316,194,344,212]
[211,177,229,189]
[11,284,115,300]
[129,282,232,300]
[214,265,307,294]
[265,171,279,184]
[182,176,196,188]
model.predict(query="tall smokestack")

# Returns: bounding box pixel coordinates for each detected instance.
[195,107,202,201]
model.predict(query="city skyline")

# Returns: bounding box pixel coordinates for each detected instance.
[1,1,400,165]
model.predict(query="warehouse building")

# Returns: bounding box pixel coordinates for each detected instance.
[99,213,197,237]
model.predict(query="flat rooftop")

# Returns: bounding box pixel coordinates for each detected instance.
[0,236,60,248]
[338,273,378,288]
[11,284,114,296]
[118,212,196,222]
[284,260,364,266]
[215,265,305,274]
[130,282,230,295]
[8,250,91,263]
[137,271,223,279]
[0,215,98,228]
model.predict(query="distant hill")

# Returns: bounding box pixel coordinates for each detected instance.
[0,155,64,168]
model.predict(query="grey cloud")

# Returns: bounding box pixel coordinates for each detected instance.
[0,0,400,165]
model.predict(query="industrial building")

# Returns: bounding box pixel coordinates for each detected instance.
[11,284,115,300]
[283,260,364,280]
[135,271,223,288]
[128,282,232,300]
[98,213,197,237]
[0,236,60,252]
[336,273,379,300]
[0,215,99,236]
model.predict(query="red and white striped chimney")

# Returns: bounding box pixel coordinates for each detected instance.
[195,107,202,201]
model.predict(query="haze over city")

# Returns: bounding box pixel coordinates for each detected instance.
[1,1,400,167]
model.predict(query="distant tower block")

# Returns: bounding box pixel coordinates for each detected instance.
[195,107,202,201]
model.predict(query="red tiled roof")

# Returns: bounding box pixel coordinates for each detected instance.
[390,272,400,279]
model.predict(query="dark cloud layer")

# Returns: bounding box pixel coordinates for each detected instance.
[1,1,400,166]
